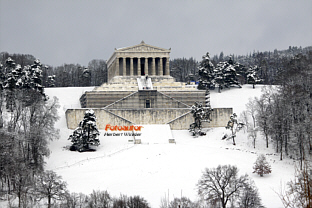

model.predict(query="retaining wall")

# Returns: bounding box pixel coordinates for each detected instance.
[66,108,232,130]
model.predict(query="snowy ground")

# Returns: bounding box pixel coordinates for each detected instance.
[44,85,295,208]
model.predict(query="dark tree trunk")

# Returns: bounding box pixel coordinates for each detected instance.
[48,195,51,208]
[280,138,283,161]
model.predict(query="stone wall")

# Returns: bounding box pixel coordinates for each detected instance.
[65,108,232,130]
[80,90,206,109]
[80,91,135,108]
[160,91,205,107]
[65,109,133,129]
[105,91,189,109]
[167,108,232,129]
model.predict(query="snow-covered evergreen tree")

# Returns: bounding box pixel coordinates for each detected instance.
[189,98,213,137]
[189,102,205,136]
[46,75,56,87]
[2,58,47,109]
[246,65,262,88]
[253,154,272,177]
[68,109,100,152]
[213,66,225,93]
[198,52,215,90]
[214,57,242,92]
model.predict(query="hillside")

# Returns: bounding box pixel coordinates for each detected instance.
[44,85,295,208]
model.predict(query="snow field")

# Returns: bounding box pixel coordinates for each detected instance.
[45,85,295,208]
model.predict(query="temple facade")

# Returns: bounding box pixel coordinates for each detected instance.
[66,41,232,131]
[107,41,171,82]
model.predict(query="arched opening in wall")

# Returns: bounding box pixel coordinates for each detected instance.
[141,58,145,75]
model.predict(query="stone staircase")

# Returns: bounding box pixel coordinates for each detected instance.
[137,76,153,90]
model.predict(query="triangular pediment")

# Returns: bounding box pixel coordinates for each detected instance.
[116,41,170,53]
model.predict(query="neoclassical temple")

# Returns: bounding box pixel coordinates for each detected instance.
[107,41,171,82]
[66,41,232,131]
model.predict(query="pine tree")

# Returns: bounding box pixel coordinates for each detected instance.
[68,109,100,152]
[189,98,213,137]
[253,154,272,177]
[213,66,224,93]
[214,57,242,91]
[246,65,262,88]
[189,102,205,136]
[46,75,56,87]
[198,52,215,90]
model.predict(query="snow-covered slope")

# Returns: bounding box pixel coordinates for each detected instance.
[45,85,294,208]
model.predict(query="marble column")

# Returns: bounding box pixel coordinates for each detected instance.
[137,58,141,76]
[115,57,119,76]
[159,58,163,76]
[165,58,170,75]
[130,58,133,76]
[144,58,148,75]
[123,57,126,76]
[152,57,156,75]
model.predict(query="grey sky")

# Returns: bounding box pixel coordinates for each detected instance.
[1,0,311,67]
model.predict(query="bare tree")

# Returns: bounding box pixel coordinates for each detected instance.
[238,179,264,208]
[127,195,151,208]
[87,190,112,208]
[197,165,249,208]
[279,162,312,208]
[35,170,68,208]
[254,90,271,148]
[168,197,199,208]
[64,192,88,208]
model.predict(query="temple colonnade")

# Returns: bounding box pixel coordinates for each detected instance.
[106,41,171,82]
[113,57,170,76]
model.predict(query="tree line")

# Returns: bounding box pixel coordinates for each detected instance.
[241,52,312,170]
[2,46,310,87]
[0,57,60,207]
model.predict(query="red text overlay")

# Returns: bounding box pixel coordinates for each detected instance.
[105,124,143,131]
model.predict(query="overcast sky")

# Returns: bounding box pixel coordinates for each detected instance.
[1,0,311,66]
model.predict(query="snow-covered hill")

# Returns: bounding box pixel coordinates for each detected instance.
[44,85,295,208]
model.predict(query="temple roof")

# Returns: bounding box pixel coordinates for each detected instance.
[115,41,171,53]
